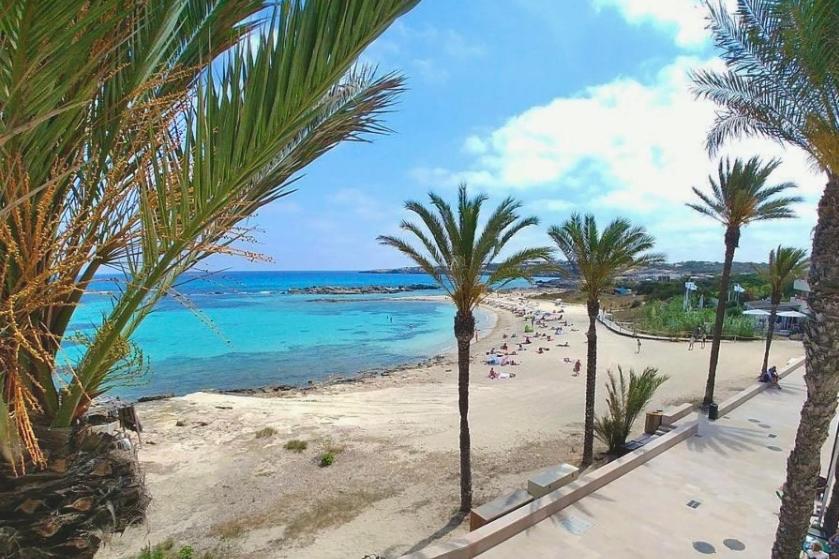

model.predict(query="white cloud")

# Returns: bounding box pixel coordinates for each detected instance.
[530,198,574,213]
[592,0,713,48]
[413,56,824,260]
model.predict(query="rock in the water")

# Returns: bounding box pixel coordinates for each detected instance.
[286,284,437,295]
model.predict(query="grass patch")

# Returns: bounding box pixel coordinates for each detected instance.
[284,439,308,452]
[283,491,388,541]
[254,427,276,439]
[134,539,227,559]
[318,451,335,467]
[209,489,393,547]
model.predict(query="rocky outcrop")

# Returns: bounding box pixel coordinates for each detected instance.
[286,284,437,295]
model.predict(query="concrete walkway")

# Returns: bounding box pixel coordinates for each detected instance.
[479,368,816,558]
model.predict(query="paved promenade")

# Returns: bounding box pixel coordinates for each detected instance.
[480,366,816,558]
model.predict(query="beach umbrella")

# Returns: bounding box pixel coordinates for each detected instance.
[777,310,808,318]
[742,309,771,316]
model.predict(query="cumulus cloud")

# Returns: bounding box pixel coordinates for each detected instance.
[591,0,720,48]
[413,56,824,260]
[418,56,824,201]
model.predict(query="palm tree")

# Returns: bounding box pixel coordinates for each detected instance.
[691,2,837,555]
[757,246,809,374]
[378,184,551,512]
[548,214,662,466]
[687,156,800,407]
[0,2,417,556]
[594,366,669,454]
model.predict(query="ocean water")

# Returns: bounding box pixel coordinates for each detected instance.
[63,271,501,399]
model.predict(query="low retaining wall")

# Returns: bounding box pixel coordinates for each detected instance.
[402,355,807,559]
[717,356,806,417]
[401,421,697,559]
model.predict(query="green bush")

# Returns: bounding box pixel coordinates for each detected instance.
[594,366,669,454]
[634,297,754,337]
[135,541,219,559]
[284,439,308,452]
[254,427,276,439]
[319,451,335,467]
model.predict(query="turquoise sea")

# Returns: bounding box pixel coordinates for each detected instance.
[64,271,502,400]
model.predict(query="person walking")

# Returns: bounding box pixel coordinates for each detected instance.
[635,336,642,354]
[689,333,695,351]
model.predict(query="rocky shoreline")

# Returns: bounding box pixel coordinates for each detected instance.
[286,283,437,295]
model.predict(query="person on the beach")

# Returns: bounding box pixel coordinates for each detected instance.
[573,360,581,376]
[635,337,642,354]
[488,367,498,379]
[760,366,781,389]
[701,331,707,348]
[688,333,695,351]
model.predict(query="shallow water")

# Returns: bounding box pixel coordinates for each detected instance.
[63,271,498,399]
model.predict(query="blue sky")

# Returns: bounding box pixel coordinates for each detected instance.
[210,0,823,271]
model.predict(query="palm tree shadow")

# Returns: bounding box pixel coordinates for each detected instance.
[402,512,466,555]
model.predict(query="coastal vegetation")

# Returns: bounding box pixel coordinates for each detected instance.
[0,0,417,556]
[594,366,668,454]
[691,1,837,555]
[759,246,809,374]
[379,184,552,512]
[616,297,755,338]
[548,214,662,466]
[686,156,800,407]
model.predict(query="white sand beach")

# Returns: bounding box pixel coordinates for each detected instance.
[96,292,804,559]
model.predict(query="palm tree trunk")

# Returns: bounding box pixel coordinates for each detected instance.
[773,174,839,558]
[704,226,739,406]
[582,298,600,467]
[761,296,780,375]
[823,457,839,540]
[0,426,148,558]
[454,309,475,513]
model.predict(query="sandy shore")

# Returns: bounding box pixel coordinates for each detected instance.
[97,293,804,559]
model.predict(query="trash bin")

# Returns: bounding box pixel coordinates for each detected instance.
[645,411,663,434]
[708,402,719,421]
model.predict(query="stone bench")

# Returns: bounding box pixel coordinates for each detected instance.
[470,489,533,531]
[661,403,694,425]
[527,463,579,498]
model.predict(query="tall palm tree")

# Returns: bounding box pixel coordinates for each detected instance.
[758,245,809,374]
[378,184,551,512]
[691,2,837,555]
[0,2,417,556]
[548,214,661,466]
[687,156,800,407]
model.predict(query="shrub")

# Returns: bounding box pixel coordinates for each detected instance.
[135,541,221,559]
[319,451,335,467]
[594,366,669,454]
[254,427,276,439]
[634,297,754,337]
[284,439,308,452]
